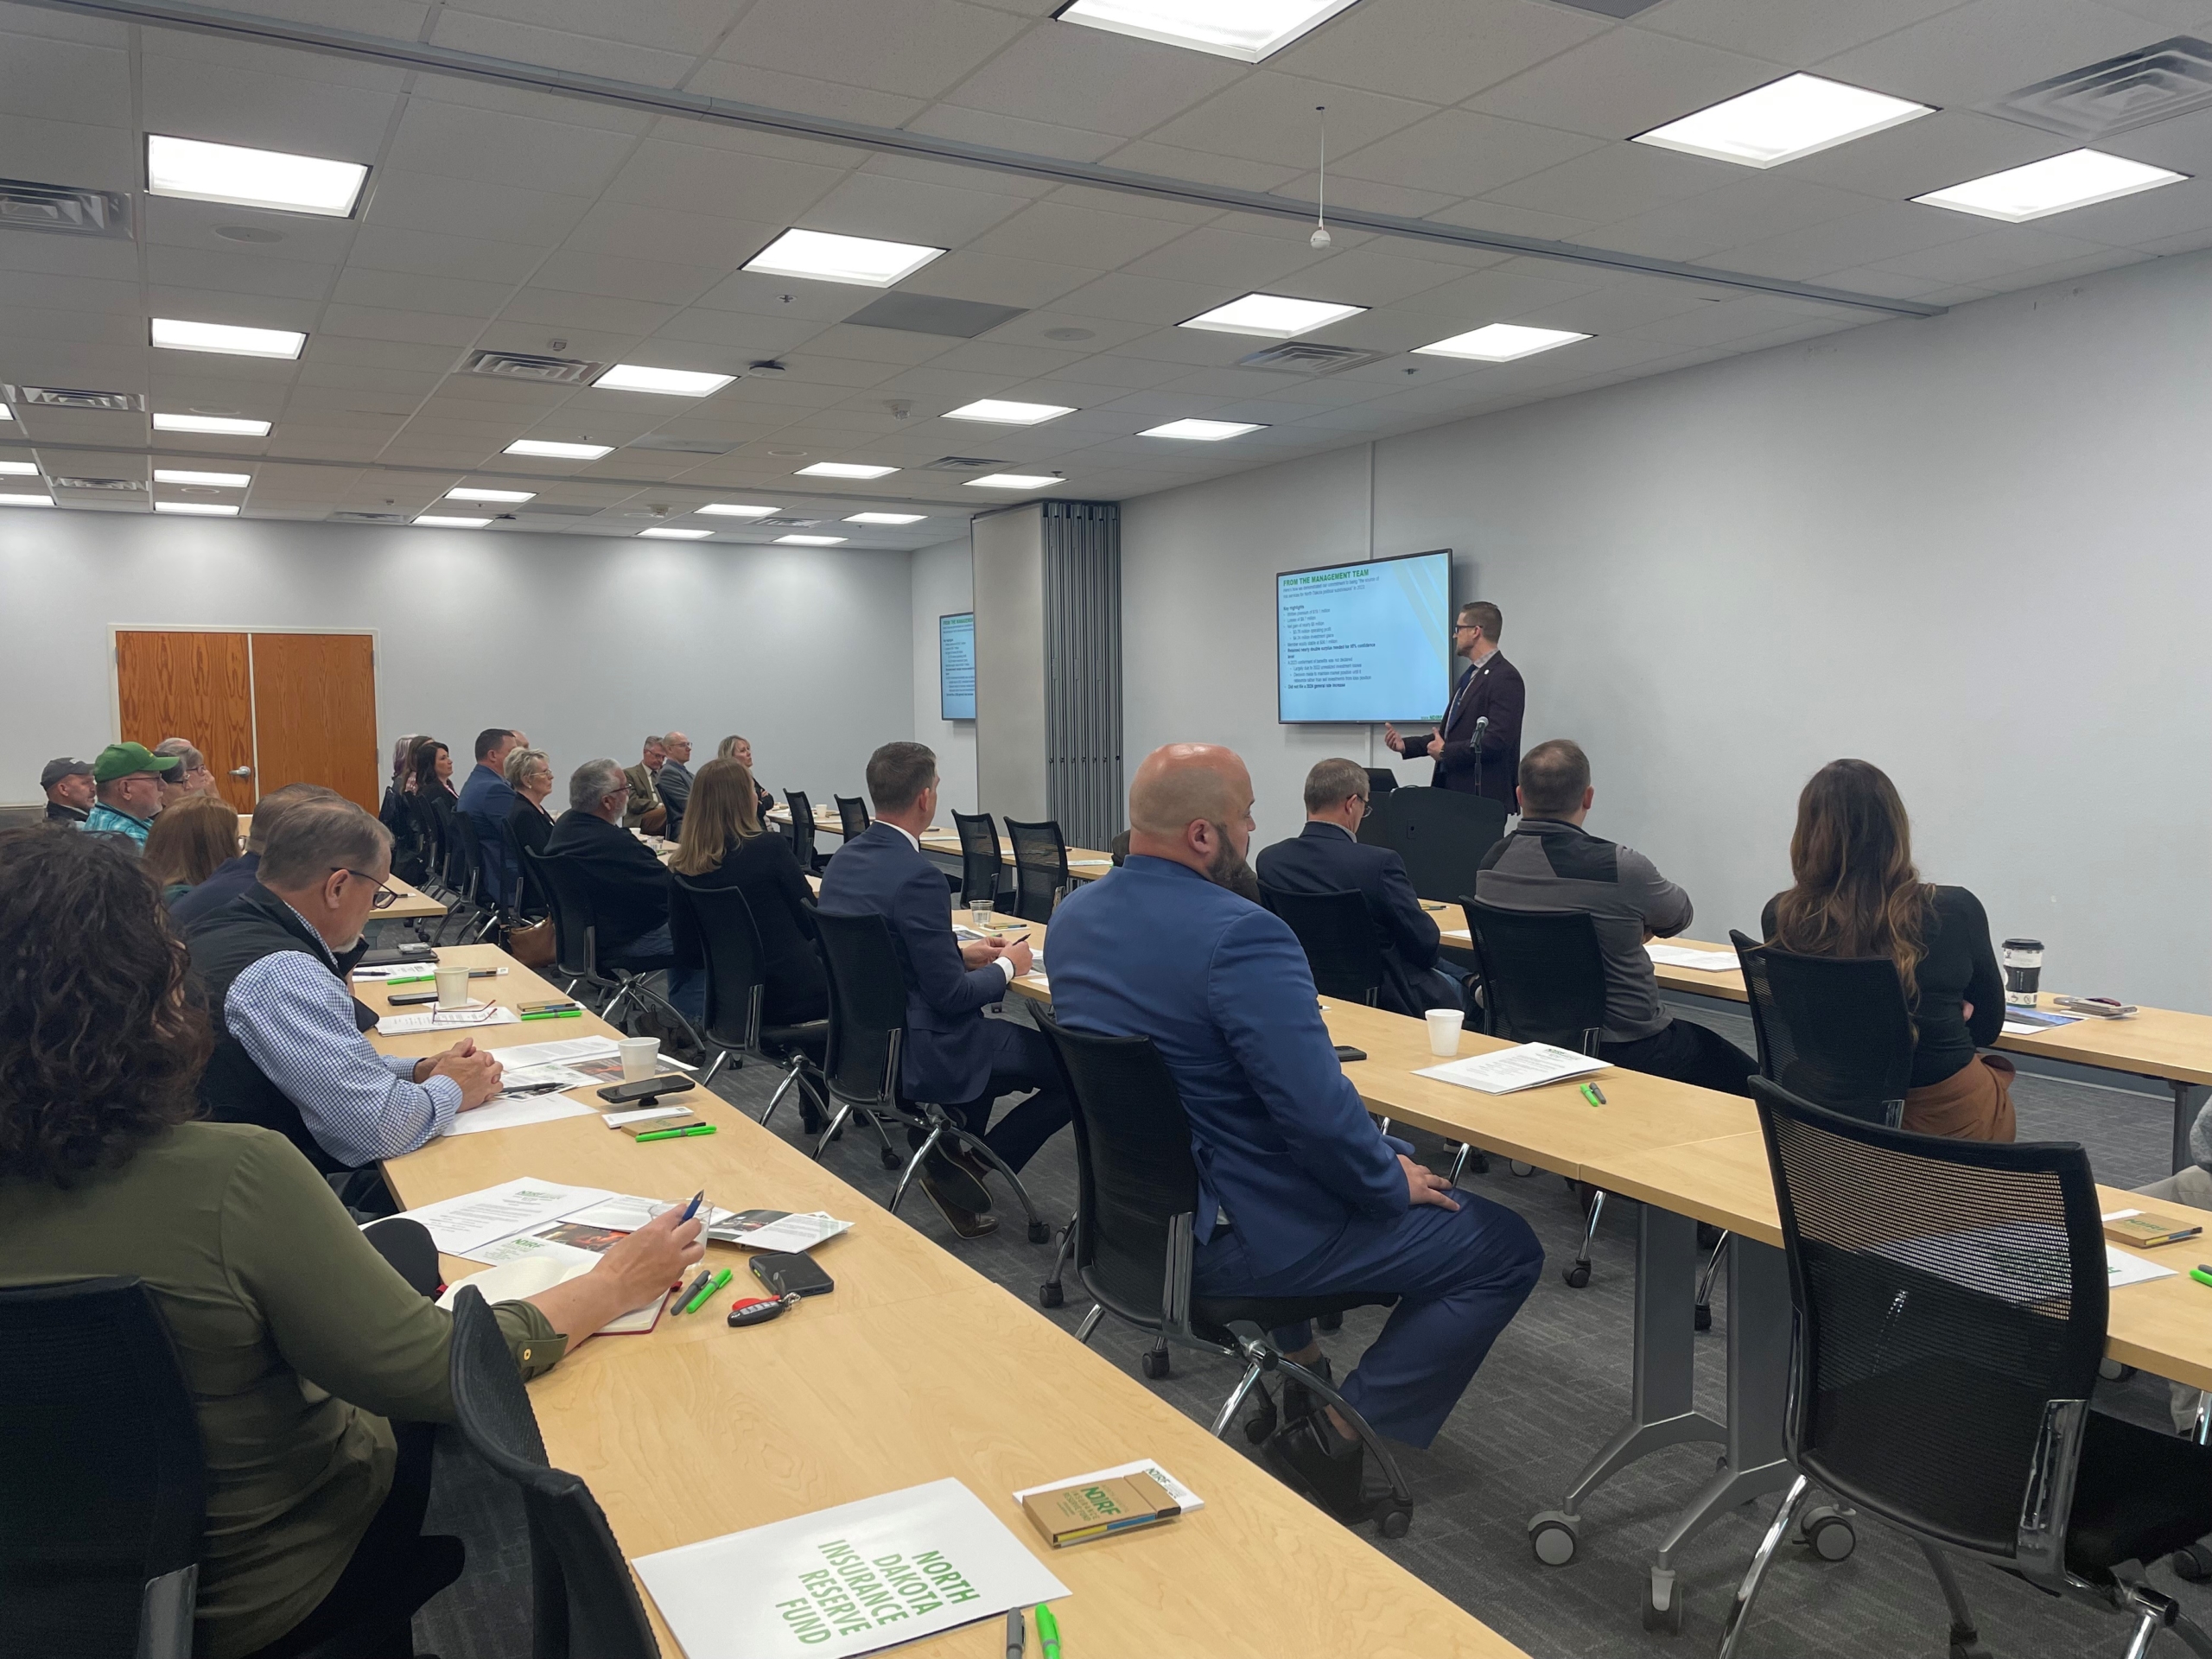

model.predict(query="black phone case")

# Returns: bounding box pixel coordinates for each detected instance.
[1333,1045,1368,1062]
[594,1074,696,1104]
[389,990,437,1006]
[750,1251,834,1298]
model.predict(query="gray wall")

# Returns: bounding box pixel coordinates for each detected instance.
[911,533,978,814]
[0,510,914,816]
[1124,250,2212,1013]
[973,504,1049,824]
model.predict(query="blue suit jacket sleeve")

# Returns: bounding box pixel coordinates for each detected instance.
[1376,854,1440,971]
[1206,907,1408,1219]
[891,861,1003,1018]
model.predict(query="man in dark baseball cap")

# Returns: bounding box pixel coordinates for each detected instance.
[40,756,94,823]
[83,741,181,850]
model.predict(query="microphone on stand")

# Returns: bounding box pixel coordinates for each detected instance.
[1473,715,1489,801]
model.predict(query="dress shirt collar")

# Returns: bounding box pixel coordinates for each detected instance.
[1305,819,1357,842]
[1465,642,1497,673]
[884,820,921,853]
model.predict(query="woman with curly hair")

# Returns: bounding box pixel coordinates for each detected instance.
[0,829,702,1659]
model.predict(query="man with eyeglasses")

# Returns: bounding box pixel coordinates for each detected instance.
[1383,600,1524,810]
[186,798,503,1206]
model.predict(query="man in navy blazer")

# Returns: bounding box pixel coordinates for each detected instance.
[1048,743,1541,1513]
[817,741,1071,1239]
[1255,757,1464,1017]
[1385,600,1523,810]
[456,727,523,903]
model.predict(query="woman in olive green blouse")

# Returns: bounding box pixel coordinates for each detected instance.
[0,827,703,1659]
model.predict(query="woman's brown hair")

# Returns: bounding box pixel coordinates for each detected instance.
[141,793,240,891]
[408,737,450,798]
[670,758,762,876]
[0,827,211,1185]
[1768,759,1933,1001]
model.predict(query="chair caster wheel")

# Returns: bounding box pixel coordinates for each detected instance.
[1244,1399,1278,1444]
[1694,1303,1713,1332]
[1801,1505,1856,1561]
[1038,1281,1064,1308]
[1642,1580,1684,1635]
[1140,1349,1171,1380]
[2172,1542,2212,1582]
[1316,1311,1343,1333]
[1563,1262,1592,1289]
[880,1149,901,1170]
[1528,1512,1578,1567]
[1510,1160,1535,1177]
[1027,1220,1050,1244]
[1375,1503,1411,1540]
[2099,1358,2133,1382]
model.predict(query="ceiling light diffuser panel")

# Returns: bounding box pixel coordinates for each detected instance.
[697,503,779,518]
[447,486,534,502]
[154,412,269,435]
[1141,418,1265,440]
[1181,293,1366,339]
[1634,73,1931,168]
[743,228,945,288]
[0,492,53,506]
[414,514,491,527]
[846,512,925,524]
[146,133,368,216]
[0,461,38,476]
[1912,149,2188,222]
[944,398,1075,424]
[777,534,848,544]
[965,473,1065,489]
[593,364,736,396]
[1056,0,1363,62]
[154,501,239,515]
[154,468,250,486]
[798,461,899,479]
[151,318,306,359]
[1414,324,1590,362]
[505,439,613,460]
[639,527,713,539]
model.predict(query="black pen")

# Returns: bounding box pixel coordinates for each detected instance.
[672,1268,713,1313]
[1006,1608,1025,1659]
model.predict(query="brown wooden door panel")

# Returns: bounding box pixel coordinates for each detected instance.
[113,632,257,811]
[250,633,379,810]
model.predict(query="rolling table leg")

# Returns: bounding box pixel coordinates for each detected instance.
[2171,1082,2207,1175]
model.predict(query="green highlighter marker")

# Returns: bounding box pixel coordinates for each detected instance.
[637,1124,717,1143]
[1034,1605,1060,1659]
[683,1267,731,1316]
[1580,1082,1605,1108]
[2190,1266,2212,1289]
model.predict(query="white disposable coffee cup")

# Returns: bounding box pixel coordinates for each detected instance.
[433,964,471,1009]
[618,1037,659,1082]
[1426,1007,1465,1057]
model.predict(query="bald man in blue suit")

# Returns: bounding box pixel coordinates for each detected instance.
[1047,742,1541,1515]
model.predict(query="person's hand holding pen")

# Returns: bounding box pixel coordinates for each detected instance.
[521,1203,704,1346]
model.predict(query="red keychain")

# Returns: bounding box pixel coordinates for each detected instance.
[728,1292,802,1327]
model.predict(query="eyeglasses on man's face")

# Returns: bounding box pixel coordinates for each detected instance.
[340,868,399,908]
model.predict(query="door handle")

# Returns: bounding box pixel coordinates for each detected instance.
[230,766,252,779]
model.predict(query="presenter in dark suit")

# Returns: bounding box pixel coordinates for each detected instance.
[1255,757,1463,1016]
[1385,600,1522,810]
[816,741,1071,1239]
[1048,743,1541,1514]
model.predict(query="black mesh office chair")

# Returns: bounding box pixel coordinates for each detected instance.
[1261,885,1387,1006]
[810,908,1050,1243]
[950,810,1005,909]
[523,848,635,1021]
[1730,929,1914,1127]
[442,812,499,944]
[1003,817,1069,924]
[670,874,829,1123]
[1464,898,1611,1288]
[448,1288,662,1659]
[1029,1008,1414,1537]
[406,792,453,901]
[502,817,546,923]
[833,794,871,842]
[784,790,827,874]
[1719,1079,2212,1659]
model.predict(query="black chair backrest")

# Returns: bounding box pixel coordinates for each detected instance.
[784,790,819,871]
[502,816,537,918]
[950,810,1003,907]
[1732,929,1915,1126]
[1261,884,1386,1006]
[1003,817,1068,924]
[448,810,487,902]
[1462,898,1607,1052]
[671,875,766,1053]
[1752,1077,2107,1563]
[523,849,597,982]
[833,794,871,841]
[406,790,448,879]
[810,908,908,1108]
[1032,1008,1204,1324]
[1359,786,1507,899]
[0,1277,204,1659]
[448,1288,660,1659]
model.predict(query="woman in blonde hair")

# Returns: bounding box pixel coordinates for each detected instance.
[715,734,777,823]
[1761,759,2011,1140]
[670,757,827,1027]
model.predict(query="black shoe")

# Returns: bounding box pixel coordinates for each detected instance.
[922,1147,992,1214]
[943,1141,997,1185]
[1280,1355,1334,1427]
[1264,1413,1367,1521]
[918,1170,1000,1241]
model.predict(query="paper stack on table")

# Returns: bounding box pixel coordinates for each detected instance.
[377,1005,522,1036]
[1644,943,1739,971]
[1416,1043,1611,1095]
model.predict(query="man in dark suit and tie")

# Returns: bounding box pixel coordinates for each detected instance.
[1385,600,1523,810]
[1255,757,1465,1017]
[1048,742,1541,1516]
[816,741,1071,1239]
[544,759,704,1027]
[457,727,522,904]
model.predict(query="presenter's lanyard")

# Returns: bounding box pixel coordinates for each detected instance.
[1446,663,1482,727]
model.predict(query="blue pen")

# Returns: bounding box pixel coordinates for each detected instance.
[679,1189,705,1224]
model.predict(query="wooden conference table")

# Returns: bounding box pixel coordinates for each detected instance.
[376,874,447,922]
[368,946,1527,1659]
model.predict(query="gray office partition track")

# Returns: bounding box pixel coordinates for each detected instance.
[1041,502,1123,853]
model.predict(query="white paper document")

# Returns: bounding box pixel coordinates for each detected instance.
[396,1177,613,1255]
[443,1093,599,1137]
[709,1211,854,1252]
[376,1005,522,1036]
[1415,1043,1611,1095]
[1012,1460,1202,1514]
[632,1478,1067,1659]
[2109,1248,2179,1288]
[1644,944,1739,971]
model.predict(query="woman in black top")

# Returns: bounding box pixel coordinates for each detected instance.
[1762,759,2011,1140]
[669,757,828,1027]
[504,747,556,918]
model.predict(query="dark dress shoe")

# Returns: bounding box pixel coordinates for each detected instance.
[919,1170,1000,1240]
[1280,1354,1334,1427]
[922,1147,992,1213]
[1264,1413,1368,1522]
[942,1141,998,1185]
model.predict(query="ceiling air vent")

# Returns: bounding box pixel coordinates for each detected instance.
[2,384,144,411]
[1988,36,2212,138]
[1235,342,1388,375]
[626,433,734,455]
[0,177,130,238]
[462,349,606,385]
[843,294,1027,338]
[922,455,1005,471]
[53,476,142,491]
[759,516,824,528]
[328,511,409,524]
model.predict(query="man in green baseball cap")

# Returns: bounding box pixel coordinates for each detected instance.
[84,741,181,850]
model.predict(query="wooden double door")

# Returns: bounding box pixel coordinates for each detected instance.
[114,631,379,811]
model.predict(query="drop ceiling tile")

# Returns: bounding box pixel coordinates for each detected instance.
[1588,174,1881,264]
[1267,0,1604,105]
[0,112,136,189]
[365,168,594,246]
[1816,0,2173,108]
[1330,108,1606,200]
[1300,174,1467,220]
[319,303,488,347]
[1119,225,1335,288]
[977,310,1157,352]
[1780,108,2070,200]
[140,28,412,92]
[1423,194,1608,245]
[559,200,779,270]
[1713,200,1987,281]
[800,169,1032,248]
[1643,0,1966,65]
[1046,270,1243,326]
[884,249,1092,309]
[303,335,470,373]
[681,59,930,130]
[650,309,827,354]
[1502,276,1726,331]
[1870,226,2133,283]
[1614,291,1854,346]
[798,323,960,366]
[497,288,678,337]
[0,230,140,280]
[0,31,128,126]
[1291,245,1481,306]
[0,9,130,47]
[1484,142,1735,223]
[1145,73,1438,171]
[346,226,547,285]
[717,0,1028,99]
[385,101,640,197]
[333,266,514,317]
[1466,29,1786,141]
[2044,174,2212,248]
[601,139,850,226]
[904,104,1126,163]
[433,0,729,56]
[937,22,1242,138]
[141,54,401,157]
[1101,139,1305,194]
[236,0,431,38]
[428,11,697,86]
[1392,263,1624,322]
[918,339,1086,377]
[142,246,337,303]
[528,250,721,308]
[963,200,1191,270]
[1033,351,1209,388]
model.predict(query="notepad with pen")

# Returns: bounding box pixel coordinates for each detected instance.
[2103,1210,2204,1249]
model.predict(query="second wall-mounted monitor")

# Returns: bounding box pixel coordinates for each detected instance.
[1277,549,1452,723]
[940,610,976,721]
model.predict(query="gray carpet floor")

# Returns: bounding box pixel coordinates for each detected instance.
[416,994,2212,1659]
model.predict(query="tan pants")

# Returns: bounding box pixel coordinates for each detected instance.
[1901,1053,2018,1141]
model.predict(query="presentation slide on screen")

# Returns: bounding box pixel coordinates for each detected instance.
[1278,551,1452,723]
[940,612,976,721]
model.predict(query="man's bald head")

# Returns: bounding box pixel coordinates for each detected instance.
[1126,744,1256,890]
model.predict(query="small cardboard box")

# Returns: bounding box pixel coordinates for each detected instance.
[1020,1474,1181,1548]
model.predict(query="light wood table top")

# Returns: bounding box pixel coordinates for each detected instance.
[378,873,446,921]
[768,805,1116,881]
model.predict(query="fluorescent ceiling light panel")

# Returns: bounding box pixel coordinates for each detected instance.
[146,133,367,217]
[413,514,491,528]
[846,512,925,524]
[593,363,736,397]
[777,533,848,545]
[965,473,1064,490]
[1141,418,1265,440]
[1913,149,2188,222]
[154,467,250,486]
[697,502,779,518]
[150,317,306,359]
[0,461,38,475]
[798,461,899,479]
[944,398,1075,425]
[155,500,238,515]
[1180,293,1365,339]
[639,526,714,539]
[0,492,53,505]
[154,411,269,435]
[0,404,12,419]
[1414,323,1591,362]
[505,439,613,460]
[742,227,944,289]
[447,486,535,503]
[1056,0,1363,62]
[1633,73,1930,169]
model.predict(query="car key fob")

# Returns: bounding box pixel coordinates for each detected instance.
[728,1294,799,1327]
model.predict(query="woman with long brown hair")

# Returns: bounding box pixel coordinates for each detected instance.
[1761,759,2011,1139]
[669,756,828,1028]
[142,791,241,904]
